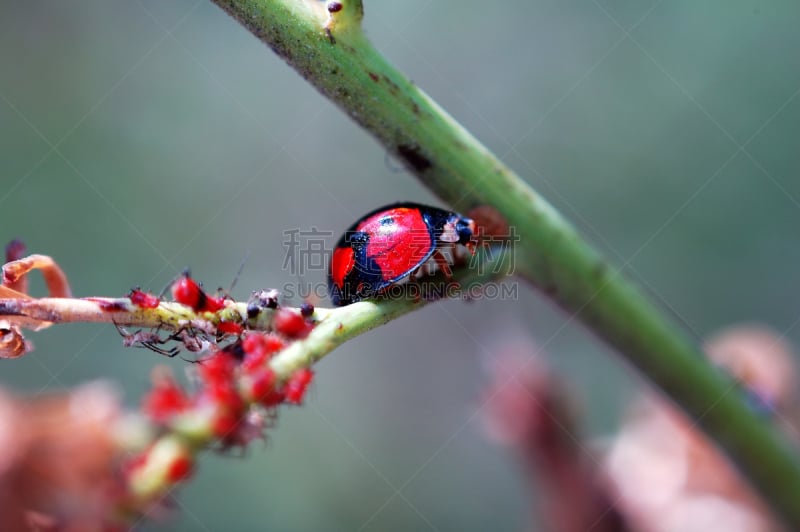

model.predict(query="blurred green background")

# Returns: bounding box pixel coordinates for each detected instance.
[1,1,799,530]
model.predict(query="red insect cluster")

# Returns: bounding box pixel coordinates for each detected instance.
[119,268,322,512]
[128,326,317,497]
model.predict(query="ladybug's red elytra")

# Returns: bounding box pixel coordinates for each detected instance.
[328,203,476,306]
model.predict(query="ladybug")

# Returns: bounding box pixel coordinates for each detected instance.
[328,202,476,306]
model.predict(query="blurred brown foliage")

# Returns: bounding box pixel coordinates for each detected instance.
[0,382,123,532]
[483,325,799,532]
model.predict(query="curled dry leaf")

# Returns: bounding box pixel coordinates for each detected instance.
[0,241,74,357]
[0,320,29,359]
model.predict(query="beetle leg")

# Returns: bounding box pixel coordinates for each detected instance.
[432,250,453,278]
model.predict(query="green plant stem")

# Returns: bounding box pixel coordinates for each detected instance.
[209,1,800,527]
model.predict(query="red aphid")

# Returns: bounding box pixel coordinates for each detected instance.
[166,455,194,483]
[242,333,268,357]
[198,350,248,441]
[129,288,160,309]
[242,333,285,371]
[212,409,243,439]
[198,352,243,417]
[198,378,246,441]
[273,308,312,338]
[199,351,237,383]
[171,274,202,307]
[248,368,277,403]
[285,368,314,405]
[262,334,286,353]
[242,335,269,370]
[217,321,243,335]
[143,371,191,423]
[172,272,225,313]
[259,388,286,408]
[242,332,285,358]
[207,382,244,410]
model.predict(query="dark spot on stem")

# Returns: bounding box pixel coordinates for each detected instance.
[592,263,609,281]
[0,301,22,315]
[382,75,400,95]
[87,298,127,312]
[368,72,379,82]
[327,1,343,13]
[397,144,433,172]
